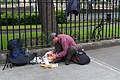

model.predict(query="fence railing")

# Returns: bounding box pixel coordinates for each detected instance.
[0,0,120,51]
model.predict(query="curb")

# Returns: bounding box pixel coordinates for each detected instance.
[79,39,120,50]
[0,39,120,64]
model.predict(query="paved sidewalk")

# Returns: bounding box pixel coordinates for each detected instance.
[0,46,120,80]
[87,46,120,72]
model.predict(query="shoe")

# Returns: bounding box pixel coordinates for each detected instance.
[65,59,70,65]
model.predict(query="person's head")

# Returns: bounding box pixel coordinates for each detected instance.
[48,33,59,43]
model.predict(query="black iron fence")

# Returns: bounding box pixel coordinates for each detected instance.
[0,0,120,51]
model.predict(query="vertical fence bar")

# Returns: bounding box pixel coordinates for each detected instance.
[78,1,81,41]
[41,0,44,48]
[74,13,77,41]
[23,0,27,47]
[90,1,93,41]
[114,0,117,38]
[60,0,63,33]
[38,0,44,48]
[74,15,77,39]
[82,1,85,42]
[111,0,114,38]
[117,0,120,38]
[56,0,59,34]
[93,1,96,40]
[69,11,72,36]
[108,1,111,38]
[86,1,89,42]
[105,1,108,38]
[55,0,57,33]
[18,0,21,39]
[45,0,48,46]
[65,0,67,34]
[6,0,9,50]
[98,0,100,27]
[51,0,54,32]
[78,13,81,41]
[35,0,38,46]
[101,0,105,40]
[94,1,96,32]
[101,0,104,40]
[12,0,15,39]
[29,0,33,47]
[0,0,2,50]
[98,0,101,40]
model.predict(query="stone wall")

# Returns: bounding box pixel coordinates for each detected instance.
[0,39,120,64]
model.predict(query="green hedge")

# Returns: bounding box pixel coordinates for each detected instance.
[1,10,66,26]
[1,12,41,25]
[56,9,66,24]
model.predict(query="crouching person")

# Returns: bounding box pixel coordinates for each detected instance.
[48,33,78,65]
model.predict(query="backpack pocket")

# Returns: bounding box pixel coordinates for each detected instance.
[72,51,90,65]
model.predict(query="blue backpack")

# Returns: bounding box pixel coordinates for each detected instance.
[2,39,37,70]
[8,39,24,59]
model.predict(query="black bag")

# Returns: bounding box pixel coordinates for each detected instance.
[72,51,90,65]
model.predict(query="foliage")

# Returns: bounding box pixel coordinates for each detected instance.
[1,11,65,25]
[56,9,66,24]
[1,0,19,3]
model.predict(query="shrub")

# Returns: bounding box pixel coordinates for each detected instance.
[1,11,65,26]
[56,9,66,24]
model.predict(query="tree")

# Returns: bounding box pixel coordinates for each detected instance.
[38,0,60,35]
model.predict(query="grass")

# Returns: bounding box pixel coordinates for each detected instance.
[0,32,46,50]
[1,22,98,30]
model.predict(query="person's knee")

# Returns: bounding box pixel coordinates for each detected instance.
[68,46,77,52]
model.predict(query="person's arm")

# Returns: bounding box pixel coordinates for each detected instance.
[52,47,56,53]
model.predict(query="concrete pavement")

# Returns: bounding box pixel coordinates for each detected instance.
[0,45,120,80]
[87,46,120,72]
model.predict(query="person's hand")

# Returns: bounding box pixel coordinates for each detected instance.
[47,54,56,60]
[48,56,54,60]
[52,54,56,60]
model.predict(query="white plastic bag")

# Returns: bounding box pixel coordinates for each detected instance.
[41,51,53,64]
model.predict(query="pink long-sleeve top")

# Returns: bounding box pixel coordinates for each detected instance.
[54,34,78,58]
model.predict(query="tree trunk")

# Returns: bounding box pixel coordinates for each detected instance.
[38,0,60,34]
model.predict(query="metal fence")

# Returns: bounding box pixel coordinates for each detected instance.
[0,0,120,51]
